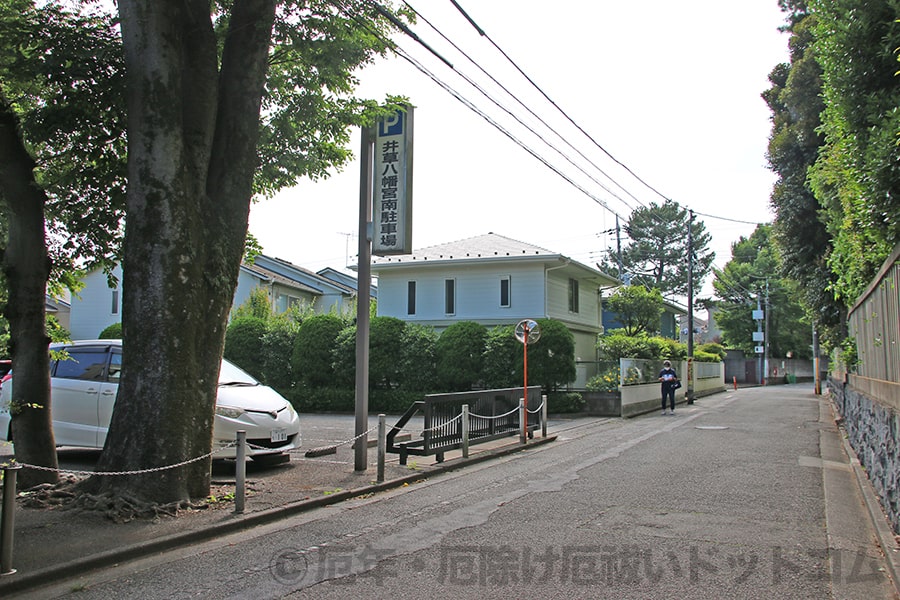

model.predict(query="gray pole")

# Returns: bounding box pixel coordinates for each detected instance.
[235,431,246,514]
[686,210,695,404]
[355,127,373,472]
[1,464,20,575]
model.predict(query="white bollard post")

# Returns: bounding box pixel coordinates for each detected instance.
[235,430,246,514]
[377,414,386,483]
[461,404,470,458]
[541,394,548,437]
[519,398,526,444]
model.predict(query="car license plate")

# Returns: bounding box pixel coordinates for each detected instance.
[270,428,287,443]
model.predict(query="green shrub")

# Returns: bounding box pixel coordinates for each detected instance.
[370,316,407,389]
[693,350,720,363]
[292,314,347,388]
[585,364,620,392]
[261,318,300,392]
[528,319,576,391]
[285,385,354,413]
[398,324,438,390]
[224,316,267,381]
[547,391,584,414]
[435,321,487,391]
[482,325,521,389]
[330,325,357,389]
[696,342,726,361]
[99,322,122,339]
[597,330,686,362]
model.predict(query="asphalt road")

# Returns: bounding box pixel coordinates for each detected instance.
[15,385,900,599]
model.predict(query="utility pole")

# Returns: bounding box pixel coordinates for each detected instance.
[813,322,821,395]
[615,215,623,276]
[686,210,695,404]
[764,278,770,386]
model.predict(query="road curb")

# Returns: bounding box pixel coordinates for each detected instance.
[829,401,900,598]
[0,435,556,596]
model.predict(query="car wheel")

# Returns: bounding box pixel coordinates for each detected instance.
[251,453,291,466]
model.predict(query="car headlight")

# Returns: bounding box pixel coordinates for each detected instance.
[215,406,244,419]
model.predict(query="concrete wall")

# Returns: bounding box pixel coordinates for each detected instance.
[829,377,900,534]
[594,361,726,418]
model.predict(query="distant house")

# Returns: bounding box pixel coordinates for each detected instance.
[365,233,620,388]
[46,295,71,332]
[601,295,686,340]
[236,255,367,317]
[68,255,366,340]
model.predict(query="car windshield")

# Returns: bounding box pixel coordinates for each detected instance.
[218,359,259,386]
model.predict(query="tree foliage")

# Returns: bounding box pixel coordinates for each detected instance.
[600,200,714,298]
[0,0,127,488]
[527,319,576,392]
[763,4,845,347]
[807,0,900,304]
[76,0,406,505]
[713,226,812,358]
[293,314,347,388]
[604,285,664,336]
[435,321,487,391]
[223,316,268,381]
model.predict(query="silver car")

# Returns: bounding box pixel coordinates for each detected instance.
[0,340,301,464]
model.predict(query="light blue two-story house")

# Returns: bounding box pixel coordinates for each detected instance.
[68,254,366,340]
[367,233,621,388]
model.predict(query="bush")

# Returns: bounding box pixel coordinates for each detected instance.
[547,391,584,414]
[330,325,357,389]
[292,314,347,388]
[482,325,521,389]
[369,316,407,389]
[261,318,300,392]
[224,316,267,381]
[693,350,720,363]
[597,330,686,362]
[398,324,438,390]
[585,364,620,392]
[435,321,487,391]
[696,342,726,361]
[528,319,576,391]
[99,322,122,339]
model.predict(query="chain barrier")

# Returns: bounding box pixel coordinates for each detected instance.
[295,425,377,457]
[527,400,546,415]
[469,405,520,420]
[5,443,237,477]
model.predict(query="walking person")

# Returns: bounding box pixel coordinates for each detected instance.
[658,360,679,415]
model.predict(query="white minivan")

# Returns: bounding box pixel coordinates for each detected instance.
[0,340,301,464]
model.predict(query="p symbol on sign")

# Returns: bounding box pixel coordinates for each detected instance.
[379,111,403,136]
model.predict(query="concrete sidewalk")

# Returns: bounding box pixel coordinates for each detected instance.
[1,386,899,598]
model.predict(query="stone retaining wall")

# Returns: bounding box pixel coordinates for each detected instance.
[828,377,900,534]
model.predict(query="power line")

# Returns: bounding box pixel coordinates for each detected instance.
[448,0,671,205]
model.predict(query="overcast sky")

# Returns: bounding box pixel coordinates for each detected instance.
[248,1,791,300]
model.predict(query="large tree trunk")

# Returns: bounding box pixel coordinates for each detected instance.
[85,0,276,504]
[0,93,58,489]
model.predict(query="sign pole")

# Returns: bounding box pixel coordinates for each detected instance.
[354,126,373,472]
[523,322,529,435]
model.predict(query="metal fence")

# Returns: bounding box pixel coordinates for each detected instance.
[848,243,900,383]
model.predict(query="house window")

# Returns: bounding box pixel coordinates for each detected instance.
[500,276,511,308]
[111,290,119,315]
[407,281,416,315]
[568,278,579,313]
[445,279,456,315]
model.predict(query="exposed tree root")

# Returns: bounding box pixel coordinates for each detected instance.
[16,476,213,523]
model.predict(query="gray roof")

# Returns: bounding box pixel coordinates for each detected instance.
[241,263,322,296]
[371,233,558,265]
[369,232,620,286]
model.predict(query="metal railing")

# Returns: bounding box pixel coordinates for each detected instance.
[848,243,900,383]
[387,386,544,465]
